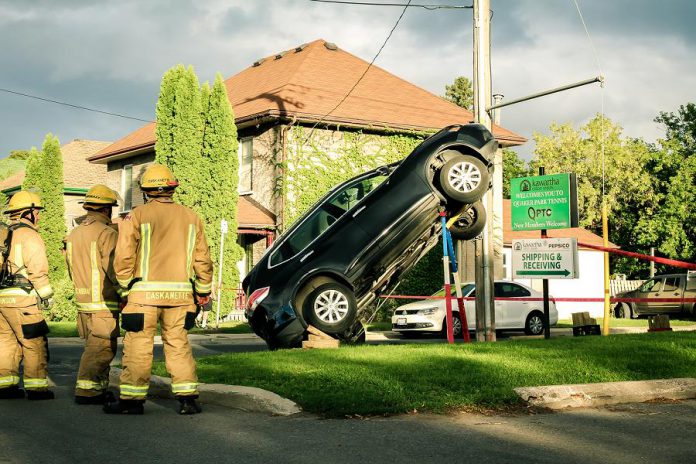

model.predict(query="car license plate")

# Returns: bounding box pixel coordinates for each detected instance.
[396,317,407,326]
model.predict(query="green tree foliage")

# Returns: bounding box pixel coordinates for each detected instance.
[637,104,696,263]
[502,149,528,198]
[155,64,203,210]
[532,115,656,276]
[443,76,474,111]
[22,135,67,278]
[22,136,76,320]
[200,74,244,308]
[9,149,33,160]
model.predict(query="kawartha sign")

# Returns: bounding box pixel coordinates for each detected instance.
[510,173,579,231]
[511,238,579,280]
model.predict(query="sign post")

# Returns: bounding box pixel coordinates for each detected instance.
[215,219,228,329]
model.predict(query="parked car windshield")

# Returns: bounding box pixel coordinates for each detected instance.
[432,284,475,297]
[269,172,388,266]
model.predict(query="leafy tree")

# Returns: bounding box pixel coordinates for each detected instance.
[154,64,203,210]
[444,76,473,111]
[22,135,67,278]
[637,104,696,263]
[9,149,33,160]
[502,149,528,198]
[199,74,244,309]
[532,115,656,276]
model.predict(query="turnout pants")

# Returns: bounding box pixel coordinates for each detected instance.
[75,311,119,397]
[119,304,198,400]
[0,305,49,391]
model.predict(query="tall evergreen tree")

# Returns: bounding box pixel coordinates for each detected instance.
[444,76,474,111]
[200,74,244,308]
[22,135,67,278]
[154,64,203,210]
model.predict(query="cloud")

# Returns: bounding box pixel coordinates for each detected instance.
[0,0,694,161]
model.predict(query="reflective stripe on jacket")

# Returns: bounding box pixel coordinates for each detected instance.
[114,197,213,307]
[65,211,122,312]
[0,219,53,308]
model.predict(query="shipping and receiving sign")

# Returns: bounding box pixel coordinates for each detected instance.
[510,173,579,231]
[511,238,579,279]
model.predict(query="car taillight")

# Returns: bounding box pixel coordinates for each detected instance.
[246,287,270,312]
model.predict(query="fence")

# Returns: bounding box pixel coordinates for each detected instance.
[610,279,644,297]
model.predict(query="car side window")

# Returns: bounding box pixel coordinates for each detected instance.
[663,277,679,292]
[509,284,531,297]
[329,174,388,211]
[687,276,696,291]
[639,279,661,293]
[494,283,531,298]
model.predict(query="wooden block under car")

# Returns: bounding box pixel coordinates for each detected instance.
[306,325,334,340]
[302,339,340,349]
[648,315,672,332]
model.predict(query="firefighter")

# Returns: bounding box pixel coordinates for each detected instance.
[0,191,54,401]
[104,164,213,415]
[65,184,123,404]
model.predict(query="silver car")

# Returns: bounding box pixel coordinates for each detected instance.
[391,281,558,336]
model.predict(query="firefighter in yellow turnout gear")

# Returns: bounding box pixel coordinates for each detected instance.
[104,164,213,415]
[0,191,54,401]
[65,185,123,404]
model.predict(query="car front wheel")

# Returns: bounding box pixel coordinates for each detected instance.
[440,313,462,338]
[304,282,358,335]
[614,303,632,319]
[438,152,490,204]
[524,311,545,335]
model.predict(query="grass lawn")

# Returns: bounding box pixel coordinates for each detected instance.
[556,317,696,328]
[153,331,696,417]
[47,320,251,337]
[366,321,392,332]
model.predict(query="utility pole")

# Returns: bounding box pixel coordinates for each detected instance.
[473,0,496,342]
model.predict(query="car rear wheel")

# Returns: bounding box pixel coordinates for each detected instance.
[524,311,545,335]
[439,152,490,203]
[304,282,357,335]
[440,313,462,338]
[449,201,486,240]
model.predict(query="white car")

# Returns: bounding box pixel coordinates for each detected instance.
[391,281,558,337]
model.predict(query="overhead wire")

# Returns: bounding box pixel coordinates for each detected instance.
[0,87,153,124]
[571,0,605,196]
[309,0,471,10]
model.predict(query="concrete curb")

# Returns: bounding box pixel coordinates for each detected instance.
[514,378,696,409]
[109,368,301,416]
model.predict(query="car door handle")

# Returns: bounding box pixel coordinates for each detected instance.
[352,206,366,218]
[300,250,314,262]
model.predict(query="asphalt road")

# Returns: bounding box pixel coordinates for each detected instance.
[2,333,695,463]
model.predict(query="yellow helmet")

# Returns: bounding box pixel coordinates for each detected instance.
[6,190,43,214]
[139,164,179,191]
[83,184,118,209]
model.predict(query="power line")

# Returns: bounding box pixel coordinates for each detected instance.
[309,0,471,10]
[299,0,413,145]
[0,87,153,123]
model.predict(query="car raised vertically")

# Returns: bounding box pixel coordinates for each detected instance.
[391,281,558,337]
[243,124,498,348]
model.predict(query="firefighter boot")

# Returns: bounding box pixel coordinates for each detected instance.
[0,386,25,399]
[103,398,144,415]
[75,391,115,405]
[178,396,202,415]
[26,390,55,401]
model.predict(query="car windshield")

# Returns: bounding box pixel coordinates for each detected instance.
[269,171,388,266]
[432,284,475,297]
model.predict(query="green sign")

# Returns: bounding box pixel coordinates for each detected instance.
[510,173,578,231]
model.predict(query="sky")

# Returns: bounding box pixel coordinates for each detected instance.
[1,0,694,160]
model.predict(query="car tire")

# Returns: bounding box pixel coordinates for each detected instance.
[440,313,463,338]
[614,303,632,319]
[524,311,545,335]
[304,282,357,335]
[439,152,490,204]
[449,201,486,240]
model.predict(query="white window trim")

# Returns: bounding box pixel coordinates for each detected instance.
[121,164,133,213]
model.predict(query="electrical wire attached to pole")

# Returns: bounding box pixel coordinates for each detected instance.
[309,0,471,10]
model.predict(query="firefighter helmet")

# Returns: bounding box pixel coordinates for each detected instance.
[6,190,43,214]
[140,164,179,191]
[83,184,118,209]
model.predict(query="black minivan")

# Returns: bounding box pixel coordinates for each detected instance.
[243,124,498,348]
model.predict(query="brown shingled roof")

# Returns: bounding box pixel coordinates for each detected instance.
[91,39,525,162]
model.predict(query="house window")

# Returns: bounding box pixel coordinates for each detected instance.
[121,164,133,212]
[238,138,253,192]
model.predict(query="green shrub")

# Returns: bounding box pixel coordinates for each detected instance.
[47,277,78,322]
